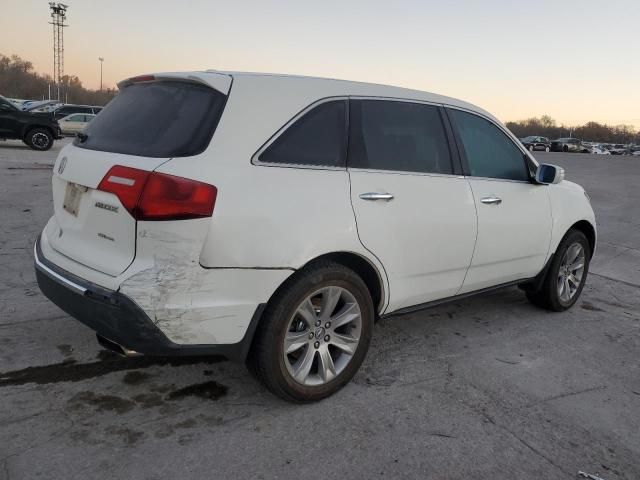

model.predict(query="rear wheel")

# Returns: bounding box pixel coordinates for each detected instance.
[562,145,569,152]
[526,229,590,311]
[247,261,374,402]
[25,128,53,151]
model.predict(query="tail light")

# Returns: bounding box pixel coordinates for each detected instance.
[97,165,217,221]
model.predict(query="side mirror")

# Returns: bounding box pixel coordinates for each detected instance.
[535,163,564,184]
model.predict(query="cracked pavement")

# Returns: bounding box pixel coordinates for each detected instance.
[1,140,639,479]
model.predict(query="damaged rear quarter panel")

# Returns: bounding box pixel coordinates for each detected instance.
[119,219,292,345]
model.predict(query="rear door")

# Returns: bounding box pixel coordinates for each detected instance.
[61,114,84,134]
[49,75,230,276]
[348,99,477,312]
[446,108,552,292]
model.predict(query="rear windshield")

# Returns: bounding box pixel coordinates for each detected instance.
[75,81,227,158]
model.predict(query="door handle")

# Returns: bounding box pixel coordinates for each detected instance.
[480,196,502,205]
[359,192,394,201]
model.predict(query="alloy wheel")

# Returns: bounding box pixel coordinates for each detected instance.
[557,242,586,303]
[283,286,362,386]
[32,132,50,149]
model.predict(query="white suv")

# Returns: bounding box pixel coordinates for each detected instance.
[35,71,596,401]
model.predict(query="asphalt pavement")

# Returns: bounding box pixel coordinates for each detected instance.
[1,139,639,480]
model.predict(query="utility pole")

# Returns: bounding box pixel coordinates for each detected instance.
[99,57,104,91]
[49,3,69,101]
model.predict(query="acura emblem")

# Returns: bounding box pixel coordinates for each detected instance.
[58,157,67,174]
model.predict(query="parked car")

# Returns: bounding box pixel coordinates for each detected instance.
[520,136,551,152]
[40,104,103,121]
[608,144,628,155]
[0,94,62,150]
[22,100,62,113]
[590,145,611,155]
[34,72,597,402]
[58,113,96,135]
[551,138,590,153]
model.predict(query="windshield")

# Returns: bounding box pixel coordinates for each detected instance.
[76,80,227,158]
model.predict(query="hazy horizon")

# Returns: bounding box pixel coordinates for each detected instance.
[1,0,638,127]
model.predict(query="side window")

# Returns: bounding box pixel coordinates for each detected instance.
[348,100,453,174]
[448,109,529,181]
[259,100,346,167]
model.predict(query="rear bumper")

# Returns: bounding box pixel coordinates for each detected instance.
[34,236,264,361]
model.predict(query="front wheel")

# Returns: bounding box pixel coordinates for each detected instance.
[25,128,53,151]
[527,229,591,311]
[528,145,534,152]
[247,261,374,402]
[545,146,550,152]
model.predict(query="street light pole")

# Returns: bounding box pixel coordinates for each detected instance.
[98,57,104,91]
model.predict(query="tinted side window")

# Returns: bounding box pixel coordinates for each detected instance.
[348,100,452,174]
[448,109,528,181]
[259,100,346,167]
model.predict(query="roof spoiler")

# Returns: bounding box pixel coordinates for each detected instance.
[117,71,232,95]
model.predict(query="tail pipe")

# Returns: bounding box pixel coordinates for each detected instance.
[96,334,142,358]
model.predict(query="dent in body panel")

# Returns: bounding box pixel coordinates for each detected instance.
[119,223,292,345]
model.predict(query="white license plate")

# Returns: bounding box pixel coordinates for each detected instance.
[63,182,87,217]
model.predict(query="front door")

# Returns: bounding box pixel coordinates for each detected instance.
[348,99,477,312]
[0,100,18,137]
[446,108,552,293]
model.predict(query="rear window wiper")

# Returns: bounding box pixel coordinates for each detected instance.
[76,132,88,143]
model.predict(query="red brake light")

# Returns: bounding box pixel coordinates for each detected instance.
[129,75,155,83]
[97,165,217,221]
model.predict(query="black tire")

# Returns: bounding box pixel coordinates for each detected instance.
[25,128,54,151]
[247,260,374,402]
[526,229,591,311]
[562,145,569,153]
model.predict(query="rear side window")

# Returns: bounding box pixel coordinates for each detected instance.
[448,109,529,181]
[259,100,346,167]
[76,81,227,158]
[348,100,453,174]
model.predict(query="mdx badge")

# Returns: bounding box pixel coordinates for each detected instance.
[95,201,119,213]
[57,156,67,174]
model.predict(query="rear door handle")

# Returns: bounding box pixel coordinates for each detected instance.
[480,196,502,205]
[359,192,394,201]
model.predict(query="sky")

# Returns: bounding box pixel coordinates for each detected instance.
[1,0,638,127]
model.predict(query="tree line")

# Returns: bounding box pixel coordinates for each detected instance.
[0,53,116,106]
[1,52,638,144]
[505,115,638,145]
